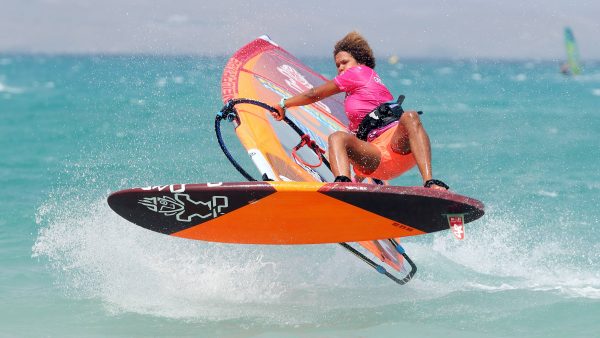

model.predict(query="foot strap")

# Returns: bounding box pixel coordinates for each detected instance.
[424,179,449,189]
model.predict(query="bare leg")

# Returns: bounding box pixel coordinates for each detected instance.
[391,111,444,189]
[328,131,381,177]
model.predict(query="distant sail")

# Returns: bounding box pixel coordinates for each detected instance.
[564,27,582,75]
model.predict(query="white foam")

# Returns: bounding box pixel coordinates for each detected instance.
[33,197,296,319]
[511,73,527,82]
[433,141,480,149]
[156,77,167,87]
[464,282,517,292]
[129,98,145,105]
[536,190,558,198]
[32,191,600,324]
[560,286,600,299]
[0,81,25,94]
[436,67,453,75]
[427,211,600,299]
[33,195,427,322]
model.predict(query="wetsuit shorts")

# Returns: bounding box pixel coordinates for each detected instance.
[353,123,416,180]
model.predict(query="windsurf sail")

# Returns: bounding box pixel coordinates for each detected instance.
[564,27,582,75]
[219,36,418,282]
[221,36,345,183]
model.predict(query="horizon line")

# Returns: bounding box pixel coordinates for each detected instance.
[0,51,593,63]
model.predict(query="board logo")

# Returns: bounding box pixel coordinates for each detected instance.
[447,214,465,240]
[138,194,229,222]
[141,184,186,193]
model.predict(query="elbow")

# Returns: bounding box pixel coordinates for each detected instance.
[303,88,320,101]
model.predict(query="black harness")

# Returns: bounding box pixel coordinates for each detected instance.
[355,95,422,141]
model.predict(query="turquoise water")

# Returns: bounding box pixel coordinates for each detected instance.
[1,54,599,337]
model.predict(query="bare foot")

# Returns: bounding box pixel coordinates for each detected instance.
[352,175,365,183]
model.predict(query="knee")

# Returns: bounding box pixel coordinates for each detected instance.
[400,111,423,130]
[328,131,348,147]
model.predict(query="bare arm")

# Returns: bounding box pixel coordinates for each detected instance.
[271,80,341,120]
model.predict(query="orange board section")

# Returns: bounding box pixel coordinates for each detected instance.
[172,182,425,244]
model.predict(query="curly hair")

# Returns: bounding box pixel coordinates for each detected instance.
[333,31,376,69]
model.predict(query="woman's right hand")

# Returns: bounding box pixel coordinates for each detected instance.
[270,103,285,121]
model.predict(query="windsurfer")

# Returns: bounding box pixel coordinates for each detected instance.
[270,31,448,190]
[560,62,570,76]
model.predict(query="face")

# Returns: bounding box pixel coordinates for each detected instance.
[335,51,359,74]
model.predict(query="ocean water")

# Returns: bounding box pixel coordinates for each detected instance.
[1,54,599,337]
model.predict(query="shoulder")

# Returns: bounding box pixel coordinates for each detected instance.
[335,65,373,88]
[347,65,373,76]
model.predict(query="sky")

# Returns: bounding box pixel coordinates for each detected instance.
[2,0,599,60]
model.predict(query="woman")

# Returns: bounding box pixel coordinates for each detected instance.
[271,31,448,190]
